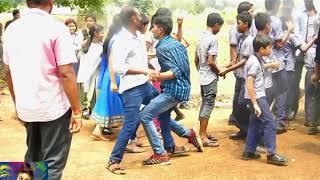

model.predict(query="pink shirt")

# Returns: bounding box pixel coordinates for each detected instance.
[3,8,77,122]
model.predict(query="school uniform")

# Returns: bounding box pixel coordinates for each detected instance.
[244,54,277,155]
[232,31,254,134]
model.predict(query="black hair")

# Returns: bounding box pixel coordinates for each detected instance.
[154,8,172,17]
[120,6,138,27]
[26,0,49,5]
[152,15,173,36]
[141,13,150,26]
[236,11,252,28]
[64,18,78,32]
[237,1,254,14]
[18,163,33,180]
[254,12,271,31]
[304,0,316,12]
[253,34,273,52]
[102,14,122,58]
[150,8,172,31]
[85,15,97,22]
[207,12,224,27]
[13,9,20,16]
[82,24,104,54]
[265,0,281,12]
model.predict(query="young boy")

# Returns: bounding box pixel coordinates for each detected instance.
[243,34,288,166]
[265,0,294,134]
[228,1,255,126]
[139,15,203,166]
[220,12,254,140]
[194,12,224,147]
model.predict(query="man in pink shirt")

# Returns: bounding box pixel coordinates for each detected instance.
[3,0,82,179]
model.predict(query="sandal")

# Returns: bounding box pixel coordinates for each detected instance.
[203,139,219,147]
[167,146,191,157]
[106,163,126,175]
[207,134,218,141]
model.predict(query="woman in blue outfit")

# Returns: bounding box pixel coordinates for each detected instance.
[90,14,124,141]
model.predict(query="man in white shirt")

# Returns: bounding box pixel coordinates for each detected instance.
[106,6,161,174]
[3,0,82,179]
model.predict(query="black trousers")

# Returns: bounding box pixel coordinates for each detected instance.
[24,109,72,180]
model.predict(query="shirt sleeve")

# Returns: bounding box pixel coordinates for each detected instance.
[208,38,218,56]
[246,60,259,77]
[54,27,77,66]
[292,35,302,48]
[111,37,130,76]
[242,38,254,58]
[229,27,238,45]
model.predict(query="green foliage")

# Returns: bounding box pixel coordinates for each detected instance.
[0,0,22,13]
[128,0,154,15]
[167,0,205,15]
[55,0,111,14]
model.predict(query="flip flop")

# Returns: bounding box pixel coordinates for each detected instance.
[106,163,126,175]
[203,140,219,147]
[207,134,218,141]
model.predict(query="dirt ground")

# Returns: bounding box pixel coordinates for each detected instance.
[0,68,320,179]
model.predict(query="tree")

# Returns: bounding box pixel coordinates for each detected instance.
[55,0,111,13]
[128,0,153,15]
[0,0,22,13]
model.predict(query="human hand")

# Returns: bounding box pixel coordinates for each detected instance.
[270,61,280,70]
[253,103,262,118]
[218,68,228,78]
[69,113,82,134]
[147,69,160,82]
[111,82,119,93]
[177,17,183,25]
[311,72,320,85]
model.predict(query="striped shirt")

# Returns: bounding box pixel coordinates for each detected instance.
[156,36,190,102]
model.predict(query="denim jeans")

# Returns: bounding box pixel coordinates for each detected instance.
[109,83,159,163]
[245,97,277,155]
[140,92,190,155]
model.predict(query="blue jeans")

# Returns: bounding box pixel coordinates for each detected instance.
[229,76,243,123]
[140,93,190,155]
[109,83,159,163]
[245,97,277,155]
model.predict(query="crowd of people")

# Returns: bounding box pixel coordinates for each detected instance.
[1,0,320,179]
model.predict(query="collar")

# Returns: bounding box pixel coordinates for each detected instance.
[121,27,138,39]
[156,35,171,48]
[25,8,50,17]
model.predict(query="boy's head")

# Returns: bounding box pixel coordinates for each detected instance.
[139,13,150,34]
[254,12,271,34]
[207,12,224,34]
[236,12,252,33]
[13,9,20,19]
[253,34,273,56]
[265,0,281,14]
[151,15,173,40]
[237,1,254,16]
[304,0,316,12]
